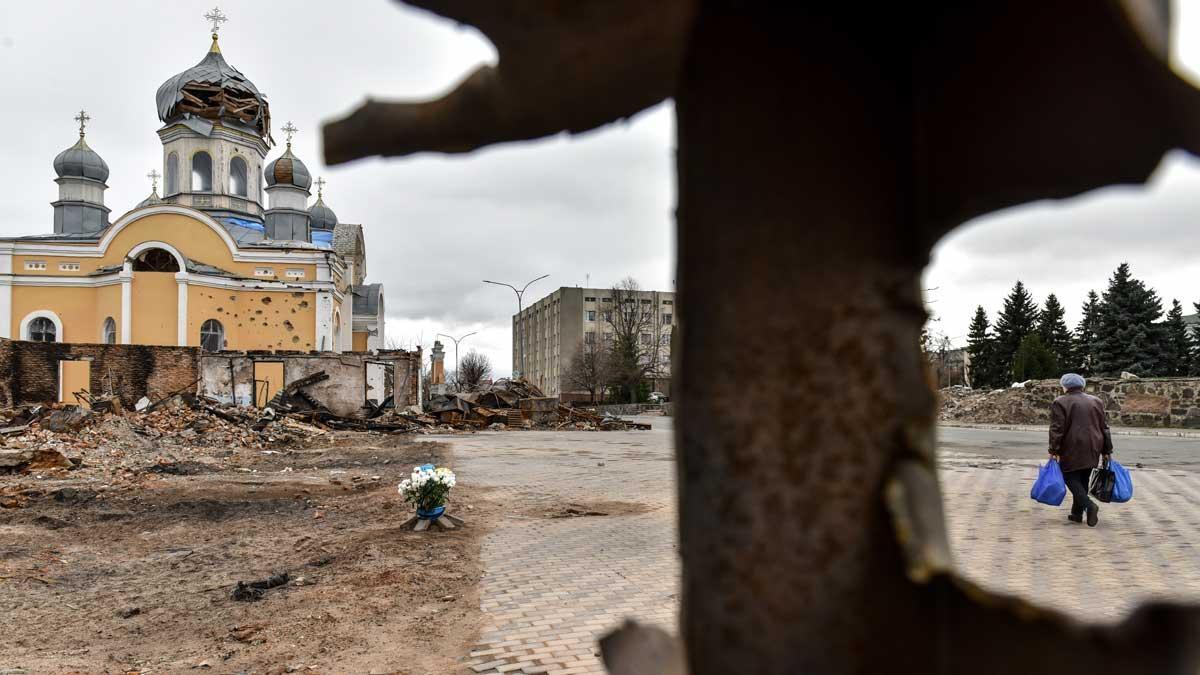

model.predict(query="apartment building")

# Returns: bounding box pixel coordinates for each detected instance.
[513,286,676,399]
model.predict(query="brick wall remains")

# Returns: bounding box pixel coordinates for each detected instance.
[199,348,421,417]
[0,339,200,409]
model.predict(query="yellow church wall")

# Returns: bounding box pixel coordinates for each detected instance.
[352,332,368,352]
[11,285,107,342]
[187,287,317,351]
[96,285,123,342]
[13,212,317,281]
[131,272,178,345]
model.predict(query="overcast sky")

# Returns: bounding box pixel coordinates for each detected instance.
[3,3,1200,372]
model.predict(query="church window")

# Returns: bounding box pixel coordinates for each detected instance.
[59,262,80,272]
[24,261,46,271]
[28,317,56,343]
[102,317,116,344]
[200,319,224,352]
[230,156,248,197]
[191,151,213,192]
[166,153,179,194]
[131,248,181,272]
[254,267,274,277]
[285,268,305,279]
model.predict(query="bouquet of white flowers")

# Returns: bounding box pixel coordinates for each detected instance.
[398,463,457,516]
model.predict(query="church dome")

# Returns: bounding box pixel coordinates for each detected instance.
[308,196,338,231]
[155,34,270,139]
[53,136,109,182]
[265,147,312,190]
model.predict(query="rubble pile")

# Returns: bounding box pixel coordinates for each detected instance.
[425,379,650,431]
[938,384,1053,425]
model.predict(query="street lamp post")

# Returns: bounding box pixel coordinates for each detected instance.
[437,331,478,391]
[483,274,548,380]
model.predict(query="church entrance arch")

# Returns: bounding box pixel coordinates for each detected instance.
[127,244,183,345]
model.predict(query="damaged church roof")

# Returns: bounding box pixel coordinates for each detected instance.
[155,34,271,140]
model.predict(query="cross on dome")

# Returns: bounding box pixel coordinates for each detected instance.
[204,7,228,35]
[74,109,90,138]
[282,121,298,147]
[315,177,326,199]
[147,169,160,192]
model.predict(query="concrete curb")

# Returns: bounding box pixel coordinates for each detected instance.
[938,422,1200,439]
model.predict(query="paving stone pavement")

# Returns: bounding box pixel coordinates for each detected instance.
[437,420,1200,674]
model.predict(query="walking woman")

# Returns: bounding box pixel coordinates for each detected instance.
[1048,373,1113,527]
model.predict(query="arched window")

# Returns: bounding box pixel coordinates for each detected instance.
[166,152,179,194]
[29,317,56,343]
[131,248,181,272]
[102,317,116,344]
[191,151,212,192]
[200,319,224,352]
[230,156,248,197]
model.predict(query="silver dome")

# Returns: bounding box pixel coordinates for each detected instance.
[53,137,109,182]
[265,147,312,190]
[155,38,269,139]
[308,196,338,231]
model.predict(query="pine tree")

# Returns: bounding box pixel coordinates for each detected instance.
[1163,299,1194,376]
[1074,290,1102,375]
[1012,334,1057,382]
[965,306,999,389]
[1037,293,1072,375]
[1094,263,1165,376]
[1193,302,1200,376]
[993,281,1040,382]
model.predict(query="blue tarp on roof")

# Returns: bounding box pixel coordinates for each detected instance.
[311,230,333,249]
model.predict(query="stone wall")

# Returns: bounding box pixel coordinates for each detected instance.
[975,377,1200,428]
[0,339,200,408]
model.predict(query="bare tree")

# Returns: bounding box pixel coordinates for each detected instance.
[603,277,669,403]
[456,350,492,392]
[563,339,610,404]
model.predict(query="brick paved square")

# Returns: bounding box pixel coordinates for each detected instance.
[440,420,1200,673]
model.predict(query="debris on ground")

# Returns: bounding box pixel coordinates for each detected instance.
[938,384,1054,424]
[231,572,291,602]
[423,379,650,432]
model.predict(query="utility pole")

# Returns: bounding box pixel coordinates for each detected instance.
[483,274,549,380]
[437,331,477,391]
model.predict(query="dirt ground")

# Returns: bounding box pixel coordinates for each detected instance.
[0,431,491,674]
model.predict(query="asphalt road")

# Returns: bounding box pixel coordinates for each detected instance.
[938,425,1200,473]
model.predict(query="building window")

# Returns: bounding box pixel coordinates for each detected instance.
[28,317,56,342]
[585,296,596,302]
[663,299,674,305]
[586,310,596,321]
[230,156,248,197]
[131,248,180,272]
[24,261,47,271]
[191,151,213,192]
[102,317,116,344]
[585,332,595,344]
[603,332,613,344]
[59,262,81,272]
[601,297,613,303]
[640,332,652,345]
[285,268,305,279]
[662,313,673,325]
[254,267,274,277]
[166,152,179,194]
[200,319,224,352]
[640,299,652,305]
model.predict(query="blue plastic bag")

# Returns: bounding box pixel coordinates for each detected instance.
[1031,459,1067,506]
[1110,459,1133,503]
